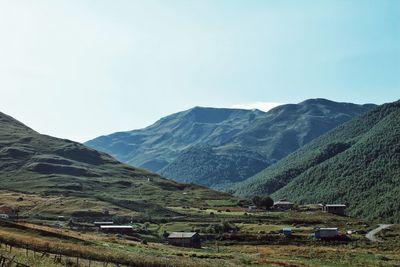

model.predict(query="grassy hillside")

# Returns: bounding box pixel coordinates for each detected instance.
[0,111,236,217]
[232,100,400,223]
[87,99,375,189]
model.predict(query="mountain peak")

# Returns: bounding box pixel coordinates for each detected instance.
[300,98,336,105]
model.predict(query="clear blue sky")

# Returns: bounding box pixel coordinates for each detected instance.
[0,0,398,141]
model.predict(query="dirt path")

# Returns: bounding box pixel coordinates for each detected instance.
[365,224,393,242]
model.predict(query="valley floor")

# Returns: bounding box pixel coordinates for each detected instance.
[0,214,400,267]
[0,191,399,267]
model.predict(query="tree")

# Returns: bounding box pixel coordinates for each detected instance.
[261,196,274,209]
[252,195,274,209]
[163,230,169,239]
[252,196,262,207]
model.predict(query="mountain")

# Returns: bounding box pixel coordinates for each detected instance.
[0,111,236,217]
[86,107,265,172]
[160,99,376,188]
[231,100,400,223]
[86,99,375,189]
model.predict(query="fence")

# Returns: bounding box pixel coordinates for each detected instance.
[0,242,122,267]
[0,255,30,267]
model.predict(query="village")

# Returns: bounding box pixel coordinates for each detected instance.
[0,199,354,248]
[0,192,399,267]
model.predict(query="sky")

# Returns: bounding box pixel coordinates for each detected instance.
[0,0,399,142]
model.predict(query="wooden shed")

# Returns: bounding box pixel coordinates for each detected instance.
[168,232,201,248]
[282,228,292,237]
[315,227,339,239]
[100,225,135,235]
[273,201,294,210]
[321,204,346,216]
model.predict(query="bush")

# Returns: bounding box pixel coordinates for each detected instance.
[252,195,274,209]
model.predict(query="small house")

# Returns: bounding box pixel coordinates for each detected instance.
[321,204,346,216]
[0,214,9,220]
[315,227,339,239]
[168,232,201,248]
[273,201,294,210]
[282,228,292,237]
[94,221,114,227]
[100,225,135,235]
[0,206,14,215]
[248,205,257,210]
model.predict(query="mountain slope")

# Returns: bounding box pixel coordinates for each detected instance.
[86,99,375,189]
[86,107,265,172]
[160,145,268,189]
[0,111,236,216]
[232,101,400,223]
[159,100,375,188]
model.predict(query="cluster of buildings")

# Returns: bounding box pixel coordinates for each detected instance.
[271,200,347,217]
[276,201,346,240]
[282,227,340,239]
[93,221,202,248]
[0,200,348,249]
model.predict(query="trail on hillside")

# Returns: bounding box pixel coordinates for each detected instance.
[365,224,393,242]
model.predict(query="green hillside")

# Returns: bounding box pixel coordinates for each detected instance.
[232,100,400,223]
[0,111,236,217]
[160,145,267,189]
[87,99,375,189]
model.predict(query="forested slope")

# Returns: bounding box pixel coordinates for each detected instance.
[232,101,400,222]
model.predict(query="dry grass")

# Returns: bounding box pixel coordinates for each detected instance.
[0,222,236,267]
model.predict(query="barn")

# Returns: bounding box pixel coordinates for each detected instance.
[273,201,294,210]
[99,225,135,235]
[321,204,346,216]
[315,227,339,239]
[168,232,201,248]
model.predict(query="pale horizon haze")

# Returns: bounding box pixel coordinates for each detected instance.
[0,0,399,142]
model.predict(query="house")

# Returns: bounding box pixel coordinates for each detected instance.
[94,221,114,227]
[99,225,135,235]
[0,206,14,215]
[248,205,257,210]
[273,201,294,210]
[168,232,201,248]
[321,204,346,216]
[314,227,339,239]
[0,206,16,219]
[0,214,9,220]
[282,228,292,237]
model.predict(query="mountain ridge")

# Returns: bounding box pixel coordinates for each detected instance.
[86,99,376,189]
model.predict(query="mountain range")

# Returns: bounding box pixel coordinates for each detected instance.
[86,99,376,189]
[2,98,399,223]
[232,100,400,223]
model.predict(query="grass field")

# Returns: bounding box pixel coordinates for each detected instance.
[0,192,399,267]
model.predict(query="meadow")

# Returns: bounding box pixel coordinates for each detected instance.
[1,191,399,267]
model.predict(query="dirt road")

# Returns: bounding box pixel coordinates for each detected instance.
[365,224,393,242]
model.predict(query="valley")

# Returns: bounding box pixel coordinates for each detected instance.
[1,100,399,266]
